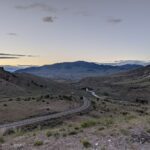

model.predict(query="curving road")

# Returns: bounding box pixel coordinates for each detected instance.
[86,88,100,99]
[0,97,91,131]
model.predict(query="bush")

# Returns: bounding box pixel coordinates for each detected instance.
[34,140,43,146]
[46,131,52,137]
[44,95,50,99]
[3,104,7,107]
[81,120,97,128]
[0,136,4,143]
[53,132,60,138]
[68,130,77,135]
[74,126,80,130]
[81,140,91,148]
[98,127,105,131]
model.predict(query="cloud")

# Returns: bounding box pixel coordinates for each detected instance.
[0,53,25,57]
[74,11,90,17]
[108,17,122,24]
[0,57,19,59]
[15,3,56,12]
[0,53,36,59]
[8,33,17,36]
[42,16,56,23]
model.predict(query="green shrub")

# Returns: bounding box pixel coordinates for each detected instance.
[74,126,80,130]
[46,131,52,137]
[53,132,60,138]
[68,130,77,135]
[0,136,4,143]
[147,129,150,133]
[62,133,67,137]
[81,140,91,148]
[81,120,97,128]
[98,127,105,131]
[34,140,43,146]
[3,104,7,107]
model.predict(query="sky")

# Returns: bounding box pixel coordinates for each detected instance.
[0,0,150,65]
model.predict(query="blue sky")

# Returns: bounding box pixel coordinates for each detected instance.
[0,0,150,65]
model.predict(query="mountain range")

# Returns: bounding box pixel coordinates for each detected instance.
[15,61,142,81]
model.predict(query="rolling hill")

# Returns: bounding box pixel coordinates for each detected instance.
[16,61,142,80]
[0,67,71,98]
[79,65,150,103]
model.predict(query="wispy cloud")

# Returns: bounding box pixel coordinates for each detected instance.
[0,53,36,59]
[42,16,56,23]
[15,3,56,13]
[7,33,18,36]
[74,11,90,17]
[0,57,19,59]
[107,17,122,24]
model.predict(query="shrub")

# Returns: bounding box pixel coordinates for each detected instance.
[44,95,50,99]
[68,130,77,135]
[3,104,7,107]
[0,136,4,144]
[147,129,150,133]
[34,140,43,146]
[81,140,91,148]
[98,127,105,131]
[62,133,67,137]
[81,120,97,128]
[46,131,52,137]
[74,126,80,130]
[53,132,60,138]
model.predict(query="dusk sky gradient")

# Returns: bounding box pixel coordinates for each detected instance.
[0,0,150,65]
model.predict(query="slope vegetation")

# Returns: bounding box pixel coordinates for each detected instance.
[80,65,150,103]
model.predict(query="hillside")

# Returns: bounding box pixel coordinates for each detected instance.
[79,65,150,103]
[0,67,71,98]
[16,61,142,81]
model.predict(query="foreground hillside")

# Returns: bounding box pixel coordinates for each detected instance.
[0,67,72,99]
[16,61,142,81]
[80,65,150,103]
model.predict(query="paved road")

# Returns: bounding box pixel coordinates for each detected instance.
[86,88,100,99]
[0,97,91,130]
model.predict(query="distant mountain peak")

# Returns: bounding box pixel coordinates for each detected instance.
[16,61,143,81]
